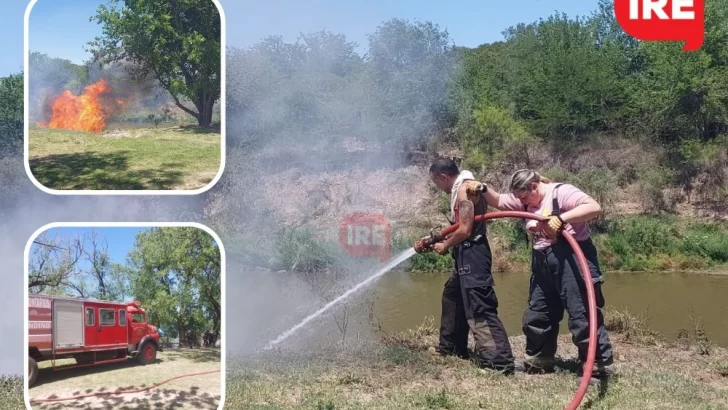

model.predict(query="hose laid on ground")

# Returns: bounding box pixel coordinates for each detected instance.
[28,369,220,404]
[436,211,597,410]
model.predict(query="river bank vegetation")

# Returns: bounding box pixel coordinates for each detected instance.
[210,0,728,275]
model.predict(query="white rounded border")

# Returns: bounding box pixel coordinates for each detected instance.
[23,0,227,195]
[23,221,226,410]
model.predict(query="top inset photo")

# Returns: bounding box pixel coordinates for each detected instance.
[25,0,224,194]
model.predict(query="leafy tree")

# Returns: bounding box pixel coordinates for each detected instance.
[128,227,221,346]
[299,31,362,77]
[0,73,23,156]
[462,105,536,175]
[630,0,728,145]
[28,52,89,95]
[227,31,363,145]
[504,13,627,140]
[88,0,221,128]
[448,42,513,133]
[366,18,456,148]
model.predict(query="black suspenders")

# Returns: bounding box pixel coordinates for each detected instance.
[550,183,564,217]
[523,183,566,248]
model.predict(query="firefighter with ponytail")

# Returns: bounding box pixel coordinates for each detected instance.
[478,169,615,384]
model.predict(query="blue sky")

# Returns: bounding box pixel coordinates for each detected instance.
[35,226,148,268]
[2,0,602,76]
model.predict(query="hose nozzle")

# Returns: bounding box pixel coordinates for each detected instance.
[414,227,444,254]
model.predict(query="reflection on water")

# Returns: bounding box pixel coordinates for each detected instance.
[374,270,728,346]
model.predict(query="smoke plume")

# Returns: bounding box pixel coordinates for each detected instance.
[217,20,458,358]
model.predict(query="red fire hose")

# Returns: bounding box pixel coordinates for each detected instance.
[437,211,597,410]
[28,369,220,404]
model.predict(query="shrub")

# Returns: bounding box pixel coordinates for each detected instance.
[636,164,676,213]
[275,227,334,272]
[604,309,661,345]
[0,376,23,410]
[602,215,680,270]
[680,224,728,263]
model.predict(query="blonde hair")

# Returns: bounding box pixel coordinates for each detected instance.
[509,169,551,192]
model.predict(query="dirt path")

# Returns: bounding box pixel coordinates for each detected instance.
[29,348,221,410]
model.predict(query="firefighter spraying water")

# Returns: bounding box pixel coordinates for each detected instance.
[414,159,516,374]
[261,160,600,410]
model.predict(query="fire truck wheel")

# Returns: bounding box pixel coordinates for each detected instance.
[138,342,157,365]
[28,357,38,387]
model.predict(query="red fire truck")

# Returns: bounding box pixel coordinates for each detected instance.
[28,294,162,387]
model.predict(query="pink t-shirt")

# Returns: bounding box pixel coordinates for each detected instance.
[497,183,592,250]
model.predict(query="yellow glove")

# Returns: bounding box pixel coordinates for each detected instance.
[542,215,564,238]
[465,181,485,196]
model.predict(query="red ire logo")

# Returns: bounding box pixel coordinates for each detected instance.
[615,0,705,51]
[339,213,391,262]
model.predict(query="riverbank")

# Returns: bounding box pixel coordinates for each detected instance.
[373,269,728,348]
[227,310,728,409]
[229,213,728,276]
[398,213,728,274]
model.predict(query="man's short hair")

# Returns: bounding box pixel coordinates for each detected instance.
[429,158,459,177]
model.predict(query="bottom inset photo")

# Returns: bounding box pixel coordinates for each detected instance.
[24,223,224,410]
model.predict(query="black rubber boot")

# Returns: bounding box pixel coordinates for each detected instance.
[576,360,615,386]
[514,354,556,374]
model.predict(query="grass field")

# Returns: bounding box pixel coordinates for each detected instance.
[227,313,728,409]
[28,125,221,190]
[28,348,221,410]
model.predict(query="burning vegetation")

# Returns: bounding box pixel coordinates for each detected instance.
[37,79,125,133]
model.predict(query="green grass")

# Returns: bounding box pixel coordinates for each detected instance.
[595,215,728,271]
[28,125,221,190]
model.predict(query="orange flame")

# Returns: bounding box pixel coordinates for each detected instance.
[37,79,115,133]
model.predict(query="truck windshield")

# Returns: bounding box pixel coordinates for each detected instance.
[132,313,145,323]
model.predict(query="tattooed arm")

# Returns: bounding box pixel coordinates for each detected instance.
[438,184,475,251]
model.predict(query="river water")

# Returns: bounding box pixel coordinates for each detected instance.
[373,270,728,347]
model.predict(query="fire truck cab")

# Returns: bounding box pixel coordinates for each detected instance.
[28,294,162,387]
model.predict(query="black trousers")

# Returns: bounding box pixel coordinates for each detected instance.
[522,238,614,365]
[438,240,515,371]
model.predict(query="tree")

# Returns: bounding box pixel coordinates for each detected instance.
[88,0,221,128]
[503,14,627,140]
[28,52,89,96]
[28,233,85,295]
[298,30,362,77]
[628,0,728,145]
[462,105,537,174]
[128,227,221,347]
[226,31,366,149]
[0,73,23,157]
[365,19,456,148]
[28,229,132,300]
